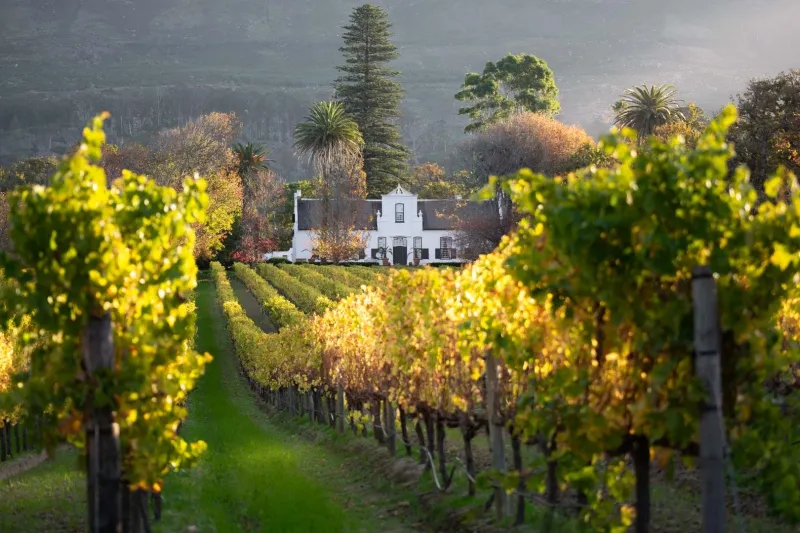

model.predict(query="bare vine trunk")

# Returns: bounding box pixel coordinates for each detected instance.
[83,313,121,533]
[399,407,411,456]
[435,414,447,483]
[634,436,650,533]
[372,400,385,444]
[460,417,476,496]
[423,410,435,470]
[415,419,427,467]
[385,400,396,456]
[511,431,525,525]
[0,422,6,461]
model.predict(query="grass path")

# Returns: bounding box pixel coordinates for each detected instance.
[156,279,417,532]
[0,450,84,532]
[228,273,277,333]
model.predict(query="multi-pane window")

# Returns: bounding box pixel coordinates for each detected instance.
[395,203,404,223]
[378,237,387,257]
[440,236,453,260]
[393,236,407,247]
[413,236,423,259]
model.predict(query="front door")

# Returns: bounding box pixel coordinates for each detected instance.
[393,246,407,265]
[392,237,408,266]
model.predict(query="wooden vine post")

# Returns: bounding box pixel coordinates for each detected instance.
[691,266,726,533]
[336,385,345,434]
[385,399,396,456]
[83,312,122,533]
[485,353,508,519]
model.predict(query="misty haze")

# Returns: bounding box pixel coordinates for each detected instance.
[1,0,798,176]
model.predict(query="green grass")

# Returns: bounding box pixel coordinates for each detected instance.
[0,449,84,532]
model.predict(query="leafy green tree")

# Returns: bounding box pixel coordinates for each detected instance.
[455,53,560,133]
[0,156,58,192]
[729,69,800,197]
[293,102,363,178]
[232,142,273,181]
[612,84,685,144]
[293,101,365,198]
[334,4,409,197]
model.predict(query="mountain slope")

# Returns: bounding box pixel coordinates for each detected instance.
[0,0,797,174]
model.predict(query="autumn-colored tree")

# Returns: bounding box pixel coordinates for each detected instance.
[121,113,245,261]
[408,163,470,198]
[194,169,243,263]
[419,180,467,199]
[96,114,246,262]
[461,112,595,183]
[149,112,241,187]
[458,112,595,251]
[100,143,151,183]
[232,168,285,262]
[309,219,370,264]
[652,102,709,149]
[408,162,446,191]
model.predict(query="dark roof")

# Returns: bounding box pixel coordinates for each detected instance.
[297,198,494,231]
[297,199,381,231]
[419,200,496,230]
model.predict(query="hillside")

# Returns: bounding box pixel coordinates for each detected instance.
[0,0,797,176]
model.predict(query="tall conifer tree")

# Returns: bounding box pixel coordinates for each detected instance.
[334,4,409,197]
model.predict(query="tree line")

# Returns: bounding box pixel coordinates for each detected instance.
[0,3,798,265]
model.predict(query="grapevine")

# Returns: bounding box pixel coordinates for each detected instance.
[0,114,212,492]
[213,107,800,531]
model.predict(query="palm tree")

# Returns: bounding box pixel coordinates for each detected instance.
[232,142,273,177]
[293,101,364,177]
[613,84,685,144]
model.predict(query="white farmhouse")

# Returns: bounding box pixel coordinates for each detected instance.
[291,185,492,265]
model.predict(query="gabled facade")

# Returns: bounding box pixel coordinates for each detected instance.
[291,185,491,265]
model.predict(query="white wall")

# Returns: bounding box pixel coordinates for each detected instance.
[293,230,315,260]
[291,187,466,264]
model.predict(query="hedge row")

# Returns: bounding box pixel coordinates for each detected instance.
[233,263,305,328]
[211,262,318,390]
[343,265,386,283]
[304,265,371,290]
[277,264,354,300]
[255,264,332,315]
